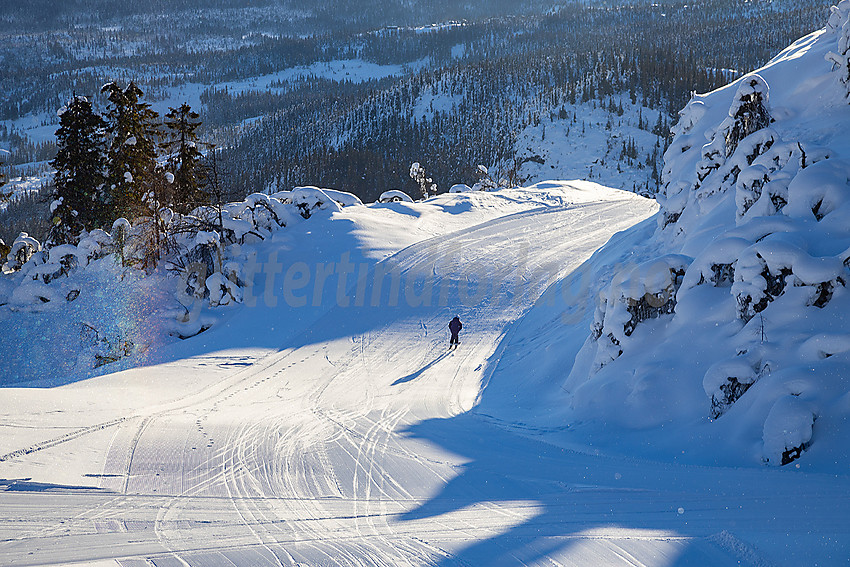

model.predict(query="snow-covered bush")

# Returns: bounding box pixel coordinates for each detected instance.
[286,186,342,219]
[784,158,850,221]
[472,165,500,192]
[681,237,750,290]
[732,237,845,322]
[721,74,772,158]
[826,0,850,34]
[798,333,850,360]
[241,193,288,229]
[3,232,41,272]
[314,188,363,208]
[10,280,62,310]
[36,244,80,284]
[657,98,708,227]
[378,190,415,203]
[206,268,242,307]
[77,229,112,264]
[694,128,778,203]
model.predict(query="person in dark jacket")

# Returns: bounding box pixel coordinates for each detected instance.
[448,316,462,348]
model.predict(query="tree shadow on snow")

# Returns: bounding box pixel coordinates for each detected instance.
[0,477,105,492]
[395,411,804,566]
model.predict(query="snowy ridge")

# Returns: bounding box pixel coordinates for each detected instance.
[563,3,850,470]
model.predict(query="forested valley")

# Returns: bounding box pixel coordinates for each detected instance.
[0,0,833,232]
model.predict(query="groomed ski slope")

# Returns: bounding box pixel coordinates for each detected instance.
[0,183,846,566]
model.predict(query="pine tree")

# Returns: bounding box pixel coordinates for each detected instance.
[101,82,161,221]
[161,103,208,212]
[49,95,107,244]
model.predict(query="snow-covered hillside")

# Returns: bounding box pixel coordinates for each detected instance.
[541,1,850,472]
[511,95,666,194]
[2,5,850,566]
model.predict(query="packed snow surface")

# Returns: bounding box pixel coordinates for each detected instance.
[0,180,846,566]
[3,8,850,564]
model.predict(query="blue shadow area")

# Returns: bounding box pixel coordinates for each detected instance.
[0,478,105,492]
[392,351,452,385]
[396,410,845,566]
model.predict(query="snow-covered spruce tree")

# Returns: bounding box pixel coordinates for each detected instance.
[409,162,436,199]
[101,82,161,221]
[161,103,209,213]
[826,0,850,100]
[49,95,108,244]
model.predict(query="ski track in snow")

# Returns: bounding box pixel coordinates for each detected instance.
[0,186,846,566]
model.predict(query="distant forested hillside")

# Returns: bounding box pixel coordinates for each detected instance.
[0,0,833,203]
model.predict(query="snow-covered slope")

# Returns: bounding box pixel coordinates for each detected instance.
[2,6,850,566]
[511,96,666,194]
[529,2,850,472]
[1,182,706,567]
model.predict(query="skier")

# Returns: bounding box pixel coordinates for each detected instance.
[448,316,462,349]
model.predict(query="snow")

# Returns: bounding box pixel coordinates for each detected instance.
[193,230,220,247]
[0,175,847,565]
[1,10,850,567]
[449,183,473,193]
[306,187,363,208]
[762,395,815,465]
